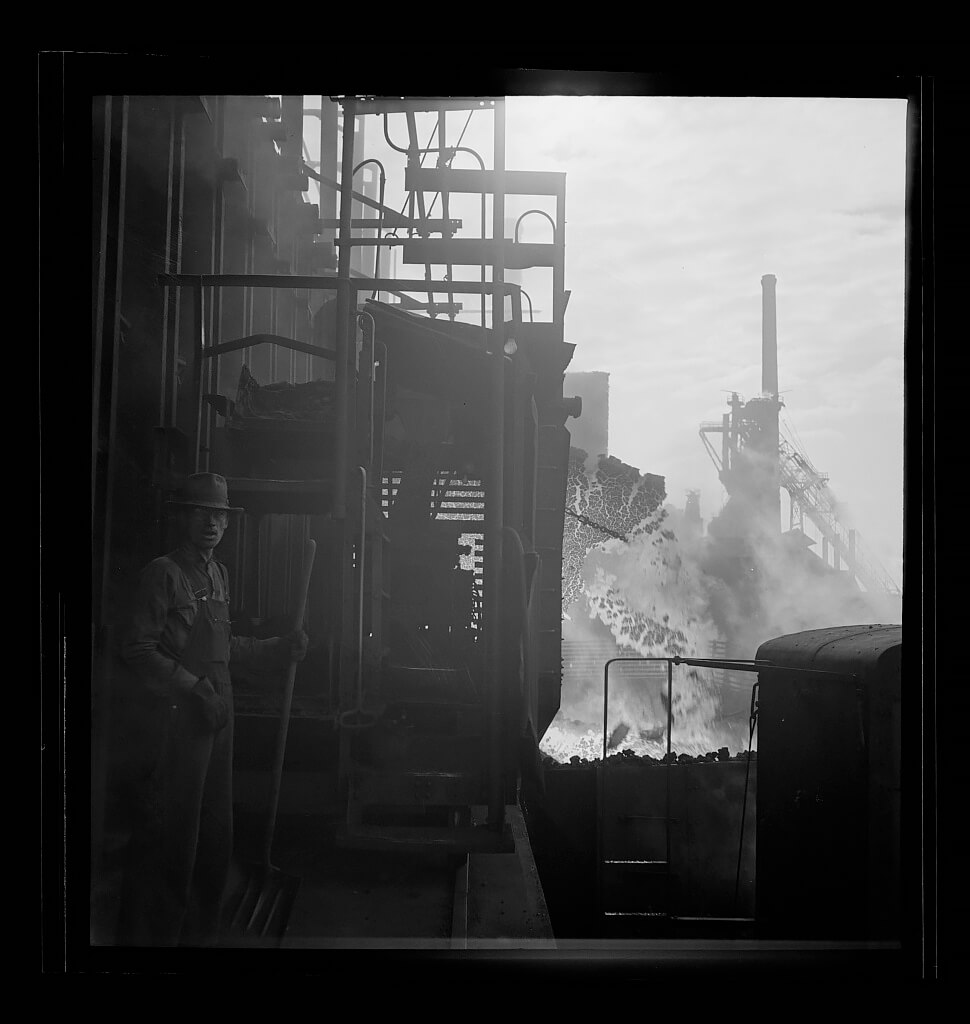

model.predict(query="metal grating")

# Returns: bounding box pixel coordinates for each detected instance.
[381,472,486,628]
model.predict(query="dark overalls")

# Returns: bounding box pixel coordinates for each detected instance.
[118,550,234,947]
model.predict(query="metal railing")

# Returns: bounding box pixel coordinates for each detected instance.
[597,655,765,926]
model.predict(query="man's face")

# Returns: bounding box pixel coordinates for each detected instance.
[184,506,229,553]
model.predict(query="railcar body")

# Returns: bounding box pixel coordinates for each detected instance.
[754,624,902,939]
[91,94,577,945]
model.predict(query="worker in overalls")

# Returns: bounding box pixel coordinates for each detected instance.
[117,472,306,946]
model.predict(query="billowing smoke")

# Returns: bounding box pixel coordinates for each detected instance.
[541,456,899,764]
[543,502,742,763]
[700,446,899,659]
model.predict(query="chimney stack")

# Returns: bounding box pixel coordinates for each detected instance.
[761,273,778,396]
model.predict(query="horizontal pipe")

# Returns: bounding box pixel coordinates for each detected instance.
[334,238,431,247]
[671,657,766,673]
[354,97,501,114]
[609,654,855,681]
[387,302,463,314]
[320,216,461,232]
[331,237,556,269]
[400,239,556,269]
[405,166,565,197]
[158,273,523,296]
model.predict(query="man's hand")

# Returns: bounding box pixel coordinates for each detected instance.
[191,676,231,733]
[280,629,309,663]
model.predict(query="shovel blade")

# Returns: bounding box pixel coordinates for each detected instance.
[224,865,301,945]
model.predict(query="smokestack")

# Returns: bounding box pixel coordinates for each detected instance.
[761,274,778,396]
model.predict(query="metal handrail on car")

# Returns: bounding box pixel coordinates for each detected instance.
[597,656,766,925]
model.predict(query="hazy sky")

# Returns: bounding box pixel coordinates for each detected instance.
[305,94,906,588]
[503,95,907,589]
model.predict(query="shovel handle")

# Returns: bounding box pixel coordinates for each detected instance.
[261,538,316,867]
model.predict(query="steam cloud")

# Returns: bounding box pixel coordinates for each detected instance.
[542,478,900,763]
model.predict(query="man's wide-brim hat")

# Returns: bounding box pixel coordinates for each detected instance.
[166,473,244,513]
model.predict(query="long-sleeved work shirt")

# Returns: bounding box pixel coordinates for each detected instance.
[121,543,284,698]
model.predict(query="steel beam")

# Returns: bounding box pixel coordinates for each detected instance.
[405,166,565,197]
[553,184,566,324]
[319,99,338,261]
[485,99,506,832]
[399,238,556,269]
[93,95,127,623]
[334,100,356,519]
[91,95,127,884]
[161,98,186,430]
[321,215,461,232]
[438,108,455,317]
[190,281,206,471]
[158,272,523,296]
[354,97,501,115]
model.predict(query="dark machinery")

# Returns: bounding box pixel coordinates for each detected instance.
[90,92,906,959]
[524,627,903,948]
[754,624,902,940]
[91,94,578,945]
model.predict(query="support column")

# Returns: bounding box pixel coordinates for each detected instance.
[91,93,128,883]
[161,98,185,431]
[335,100,358,780]
[486,100,506,830]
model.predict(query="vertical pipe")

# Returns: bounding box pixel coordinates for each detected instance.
[93,95,128,626]
[761,273,778,396]
[404,109,435,312]
[485,347,505,830]
[91,93,127,886]
[333,98,356,519]
[735,680,759,914]
[190,280,206,473]
[598,660,611,920]
[161,99,186,429]
[374,340,387,497]
[358,467,367,711]
[353,311,377,472]
[602,665,610,763]
[207,97,227,471]
[243,113,256,370]
[351,113,363,276]
[358,313,376,470]
[485,100,506,829]
[334,100,357,768]
[318,98,339,382]
[438,108,455,318]
[729,394,740,473]
[665,659,673,913]
[553,180,565,332]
